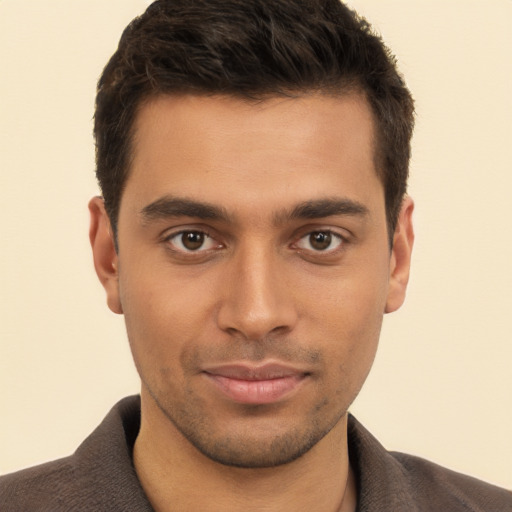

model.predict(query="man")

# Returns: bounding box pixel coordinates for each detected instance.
[1,0,510,510]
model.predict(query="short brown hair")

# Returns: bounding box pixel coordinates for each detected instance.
[94,0,414,242]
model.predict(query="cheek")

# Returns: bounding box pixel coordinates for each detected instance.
[303,260,389,337]
[120,259,209,329]
[314,306,382,416]
[118,260,226,390]
[118,268,189,366]
[302,263,388,388]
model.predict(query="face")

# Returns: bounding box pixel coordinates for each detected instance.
[90,93,413,468]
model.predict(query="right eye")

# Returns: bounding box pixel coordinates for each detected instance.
[165,230,219,253]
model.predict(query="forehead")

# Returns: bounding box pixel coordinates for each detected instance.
[123,92,382,219]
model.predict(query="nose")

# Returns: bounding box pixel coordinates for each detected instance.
[216,244,298,340]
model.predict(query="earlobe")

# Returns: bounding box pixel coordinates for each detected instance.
[385,196,414,314]
[88,197,123,315]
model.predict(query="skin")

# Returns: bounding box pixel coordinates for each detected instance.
[89,92,414,512]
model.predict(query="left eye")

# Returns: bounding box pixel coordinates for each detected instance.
[295,231,344,252]
[167,231,218,252]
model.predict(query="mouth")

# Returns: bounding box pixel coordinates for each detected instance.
[202,363,309,405]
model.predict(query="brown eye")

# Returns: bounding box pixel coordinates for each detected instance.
[295,230,344,253]
[309,232,332,251]
[181,231,205,251]
[167,230,218,253]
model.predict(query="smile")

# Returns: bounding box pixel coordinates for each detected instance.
[202,363,309,405]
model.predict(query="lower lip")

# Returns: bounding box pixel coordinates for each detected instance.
[204,374,306,405]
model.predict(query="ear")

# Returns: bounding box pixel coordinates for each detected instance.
[385,196,414,314]
[88,197,123,314]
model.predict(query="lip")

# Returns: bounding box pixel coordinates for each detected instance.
[202,363,308,405]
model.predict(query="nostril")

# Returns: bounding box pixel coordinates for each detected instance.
[269,325,291,336]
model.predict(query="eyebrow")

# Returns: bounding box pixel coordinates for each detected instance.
[276,198,369,223]
[140,196,369,225]
[140,196,231,224]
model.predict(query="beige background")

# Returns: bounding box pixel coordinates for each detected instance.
[1,0,511,488]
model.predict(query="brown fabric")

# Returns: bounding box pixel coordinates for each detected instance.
[0,396,153,512]
[1,396,511,511]
[348,418,512,511]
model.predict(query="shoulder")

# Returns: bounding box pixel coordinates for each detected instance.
[391,451,512,511]
[0,396,152,512]
[348,415,512,511]
[0,456,78,511]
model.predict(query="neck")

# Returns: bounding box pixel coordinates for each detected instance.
[133,392,357,512]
